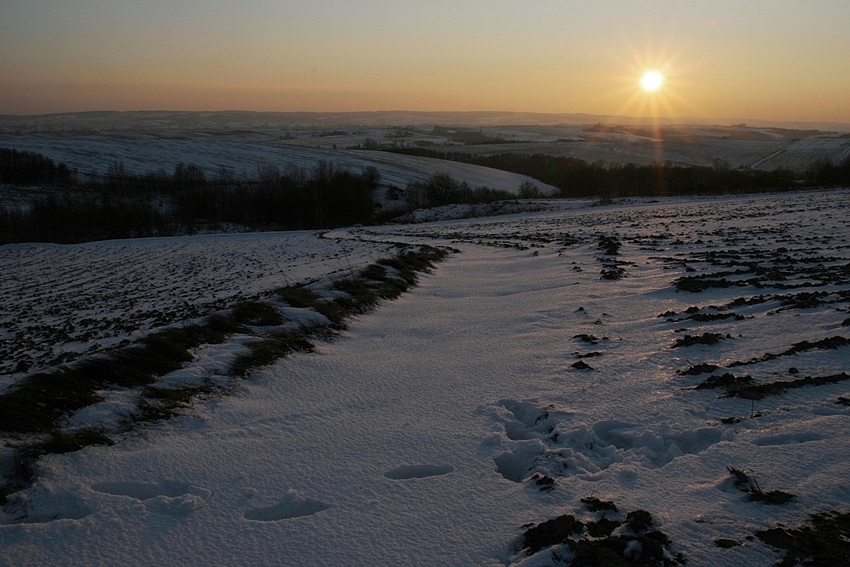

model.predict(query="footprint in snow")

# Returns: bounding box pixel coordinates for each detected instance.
[384,464,454,480]
[91,480,211,515]
[488,399,730,484]
[244,490,330,521]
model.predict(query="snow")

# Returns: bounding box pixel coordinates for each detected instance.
[0,231,397,379]
[2,188,850,566]
[0,135,558,196]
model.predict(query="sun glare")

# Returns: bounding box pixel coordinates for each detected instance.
[640,70,664,92]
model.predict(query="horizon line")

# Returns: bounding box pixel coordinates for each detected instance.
[2,109,849,131]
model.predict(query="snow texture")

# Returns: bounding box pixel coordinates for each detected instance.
[2,188,850,566]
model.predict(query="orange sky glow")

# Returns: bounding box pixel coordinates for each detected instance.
[2,1,850,125]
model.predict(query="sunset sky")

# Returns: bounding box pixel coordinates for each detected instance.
[2,1,850,124]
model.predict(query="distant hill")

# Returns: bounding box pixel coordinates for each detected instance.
[2,110,849,133]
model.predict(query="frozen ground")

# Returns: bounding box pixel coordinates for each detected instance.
[1,189,850,566]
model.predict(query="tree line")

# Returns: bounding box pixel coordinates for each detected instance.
[385,148,850,198]
[0,149,378,244]
[4,145,850,244]
[403,172,515,209]
[0,148,73,186]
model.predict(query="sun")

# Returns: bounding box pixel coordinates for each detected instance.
[640,70,664,92]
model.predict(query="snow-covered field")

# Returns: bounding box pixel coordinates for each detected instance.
[2,189,850,566]
[3,114,849,179]
[0,135,558,197]
[0,232,397,380]
[5,131,850,180]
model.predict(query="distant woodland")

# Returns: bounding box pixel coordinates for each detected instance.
[385,148,850,198]
[0,149,378,243]
[1,147,849,244]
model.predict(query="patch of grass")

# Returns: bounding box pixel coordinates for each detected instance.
[229,301,284,326]
[598,235,622,256]
[755,511,850,567]
[204,313,250,336]
[133,384,218,424]
[727,467,795,504]
[133,400,172,423]
[228,247,451,375]
[0,244,454,504]
[149,323,232,348]
[0,317,251,500]
[724,372,850,400]
[522,514,584,555]
[694,313,746,322]
[2,429,113,504]
[581,496,619,512]
[679,363,720,376]
[362,265,416,300]
[574,334,606,344]
[231,331,315,376]
[384,246,450,279]
[519,501,685,566]
[719,412,763,424]
[600,266,627,280]
[665,311,746,322]
[671,333,728,348]
[119,343,190,375]
[0,370,105,434]
[575,351,605,358]
[313,300,348,328]
[376,257,418,285]
[675,275,738,293]
[778,291,828,310]
[0,321,246,435]
[276,285,321,308]
[694,373,754,391]
[39,428,114,454]
[360,263,389,282]
[530,473,555,492]
[67,355,155,389]
[332,278,381,312]
[1,445,43,504]
[729,335,850,367]
[585,517,622,538]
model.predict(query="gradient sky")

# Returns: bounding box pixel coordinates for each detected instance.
[2,1,850,123]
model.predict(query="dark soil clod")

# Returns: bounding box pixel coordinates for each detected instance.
[727,467,795,505]
[519,499,685,566]
[582,496,619,512]
[530,473,555,492]
[695,373,753,391]
[672,333,726,348]
[522,514,584,555]
[755,511,850,567]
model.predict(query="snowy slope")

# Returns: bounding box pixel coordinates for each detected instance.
[0,135,557,195]
[2,189,850,566]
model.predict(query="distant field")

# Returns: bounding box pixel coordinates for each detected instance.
[0,134,557,196]
[2,115,849,192]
